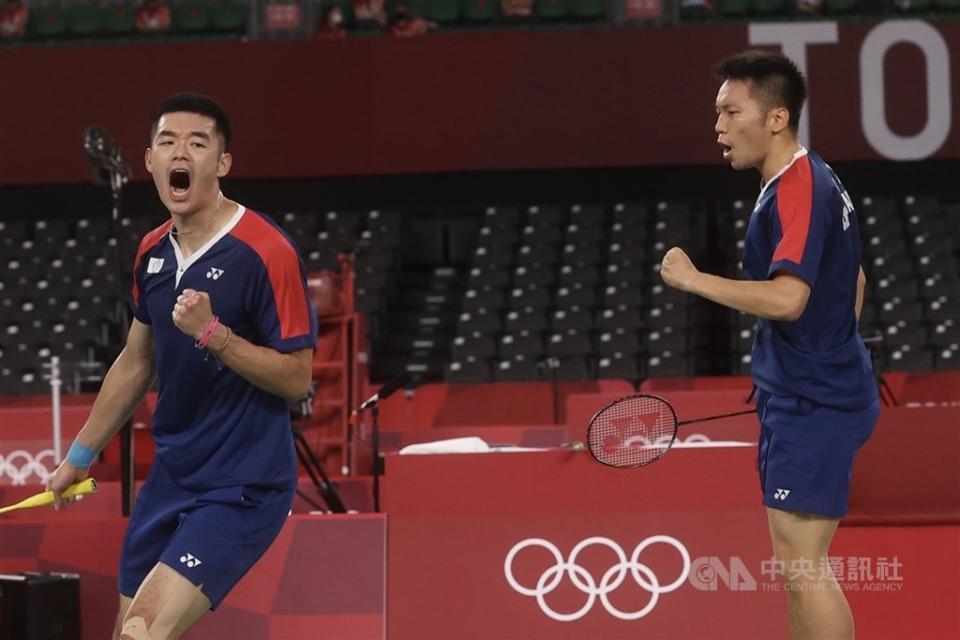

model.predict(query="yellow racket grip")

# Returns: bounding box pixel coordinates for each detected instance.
[60,478,98,500]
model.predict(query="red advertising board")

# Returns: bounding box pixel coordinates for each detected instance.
[1,20,957,184]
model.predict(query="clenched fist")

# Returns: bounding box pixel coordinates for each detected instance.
[660,247,700,292]
[172,288,215,340]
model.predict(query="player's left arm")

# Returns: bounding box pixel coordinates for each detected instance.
[855,266,866,321]
[172,289,312,402]
[660,248,810,321]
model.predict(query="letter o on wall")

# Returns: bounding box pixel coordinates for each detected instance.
[860,20,952,160]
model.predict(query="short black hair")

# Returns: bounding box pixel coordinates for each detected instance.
[715,50,807,133]
[150,92,232,151]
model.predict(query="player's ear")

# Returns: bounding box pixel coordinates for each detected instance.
[145,147,153,174]
[769,106,790,134]
[217,151,232,178]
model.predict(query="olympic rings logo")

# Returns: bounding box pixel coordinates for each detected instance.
[504,536,691,622]
[0,449,56,485]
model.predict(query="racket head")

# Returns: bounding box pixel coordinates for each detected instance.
[586,394,679,468]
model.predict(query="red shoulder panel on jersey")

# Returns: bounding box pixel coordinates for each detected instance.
[230,211,311,340]
[131,220,173,307]
[772,155,814,265]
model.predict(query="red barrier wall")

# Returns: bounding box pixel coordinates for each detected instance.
[383,449,960,639]
[2,20,959,185]
[0,514,386,640]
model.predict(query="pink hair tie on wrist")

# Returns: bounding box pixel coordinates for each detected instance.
[195,316,220,349]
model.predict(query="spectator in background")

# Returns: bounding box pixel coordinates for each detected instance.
[135,0,171,33]
[501,0,534,17]
[386,3,437,37]
[316,5,348,39]
[353,0,388,28]
[0,0,27,39]
[796,0,824,15]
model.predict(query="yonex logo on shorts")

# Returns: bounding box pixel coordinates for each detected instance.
[206,267,224,280]
[774,489,791,500]
[180,553,202,568]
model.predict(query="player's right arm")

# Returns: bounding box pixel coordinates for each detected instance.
[45,319,156,506]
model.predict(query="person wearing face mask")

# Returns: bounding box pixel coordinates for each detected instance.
[317,5,348,39]
[660,50,878,640]
[45,92,317,640]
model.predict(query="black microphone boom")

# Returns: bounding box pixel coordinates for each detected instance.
[358,375,409,412]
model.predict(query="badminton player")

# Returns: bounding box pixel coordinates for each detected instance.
[46,92,317,639]
[660,51,879,639]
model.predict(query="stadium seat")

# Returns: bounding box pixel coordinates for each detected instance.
[596,352,641,381]
[210,0,248,31]
[509,284,552,310]
[30,5,68,38]
[555,356,592,380]
[499,330,544,357]
[596,328,641,355]
[554,282,597,308]
[512,265,555,288]
[503,307,548,333]
[451,331,498,359]
[550,307,594,331]
[493,355,541,382]
[718,0,751,15]
[67,2,104,36]
[596,305,643,331]
[456,308,502,333]
[558,263,600,287]
[647,350,692,377]
[516,242,559,266]
[462,0,499,20]
[462,286,506,312]
[546,330,592,357]
[445,356,492,383]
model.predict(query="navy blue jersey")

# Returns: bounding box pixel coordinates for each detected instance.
[742,149,877,410]
[131,206,317,491]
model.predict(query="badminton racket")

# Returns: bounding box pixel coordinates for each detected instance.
[0,478,98,515]
[587,395,755,468]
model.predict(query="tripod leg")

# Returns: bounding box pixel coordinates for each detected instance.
[292,428,348,513]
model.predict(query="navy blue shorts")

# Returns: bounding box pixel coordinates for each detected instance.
[118,461,294,609]
[755,388,879,519]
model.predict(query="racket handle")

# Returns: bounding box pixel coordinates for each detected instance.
[61,478,98,500]
[0,478,98,515]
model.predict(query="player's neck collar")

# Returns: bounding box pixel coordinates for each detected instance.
[757,146,808,203]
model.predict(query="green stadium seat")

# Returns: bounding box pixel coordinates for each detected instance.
[718,0,751,15]
[894,0,931,10]
[429,0,462,22]
[751,0,787,14]
[210,1,249,32]
[462,0,499,20]
[536,0,570,19]
[405,0,432,17]
[570,0,606,18]
[30,6,68,38]
[173,1,210,32]
[67,3,104,36]
[823,0,859,11]
[103,3,136,34]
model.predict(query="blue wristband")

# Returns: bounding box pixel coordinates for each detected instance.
[66,441,97,470]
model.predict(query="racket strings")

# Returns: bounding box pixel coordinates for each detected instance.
[587,396,676,468]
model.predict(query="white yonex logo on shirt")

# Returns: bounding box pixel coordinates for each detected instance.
[774,489,791,500]
[180,553,202,568]
[147,258,164,274]
[206,267,224,280]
